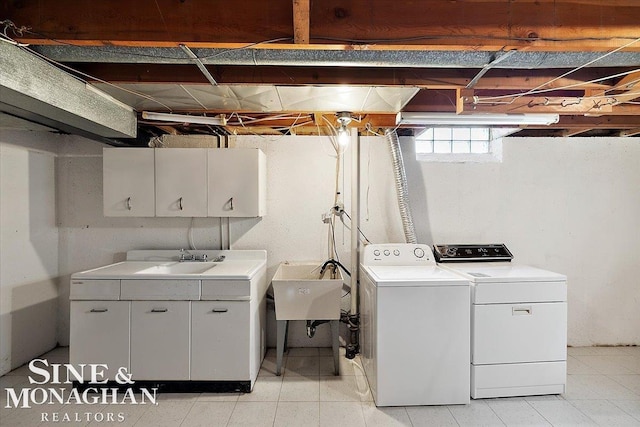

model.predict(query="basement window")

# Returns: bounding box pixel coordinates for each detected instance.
[415,127,515,163]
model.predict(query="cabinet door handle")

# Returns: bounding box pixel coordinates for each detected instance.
[211,308,228,313]
[90,308,108,313]
[151,308,168,313]
[178,197,183,211]
[229,197,234,211]
[126,197,132,210]
[512,306,532,315]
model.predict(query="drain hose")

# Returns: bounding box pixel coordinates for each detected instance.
[385,129,417,244]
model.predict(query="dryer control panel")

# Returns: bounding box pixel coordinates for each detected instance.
[362,244,435,266]
[433,243,513,262]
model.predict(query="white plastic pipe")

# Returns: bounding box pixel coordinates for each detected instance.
[350,128,359,315]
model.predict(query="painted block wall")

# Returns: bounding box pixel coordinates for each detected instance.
[360,136,640,346]
[1,130,638,376]
[0,132,59,375]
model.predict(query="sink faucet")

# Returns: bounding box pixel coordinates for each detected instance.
[179,248,196,262]
[179,249,212,262]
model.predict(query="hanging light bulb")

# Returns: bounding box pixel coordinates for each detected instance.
[336,112,352,148]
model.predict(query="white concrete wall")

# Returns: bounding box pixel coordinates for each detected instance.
[0,131,60,375]
[2,131,638,369]
[361,136,640,346]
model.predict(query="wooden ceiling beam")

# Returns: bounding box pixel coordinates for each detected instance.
[7,0,640,51]
[292,0,310,44]
[618,127,640,137]
[526,115,640,129]
[561,128,594,137]
[71,63,618,90]
[456,90,640,115]
[614,71,640,90]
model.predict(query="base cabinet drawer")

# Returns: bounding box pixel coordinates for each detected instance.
[473,302,567,364]
[472,361,566,399]
[191,301,250,380]
[130,301,190,380]
[70,301,130,381]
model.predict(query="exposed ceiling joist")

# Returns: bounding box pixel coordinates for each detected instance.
[619,127,640,137]
[3,0,640,140]
[6,0,640,51]
[292,0,310,44]
[65,64,623,90]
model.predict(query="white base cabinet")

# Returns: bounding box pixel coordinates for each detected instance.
[130,301,191,381]
[70,301,130,381]
[191,301,249,380]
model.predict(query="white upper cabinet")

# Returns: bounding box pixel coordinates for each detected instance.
[103,147,265,217]
[155,148,208,217]
[103,148,155,217]
[208,148,266,217]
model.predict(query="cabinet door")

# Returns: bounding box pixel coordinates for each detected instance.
[70,301,130,381]
[130,301,190,380]
[103,148,155,217]
[155,148,208,217]
[191,301,250,380]
[208,149,265,217]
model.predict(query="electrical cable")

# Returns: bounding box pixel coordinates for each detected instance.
[310,34,640,45]
[473,38,640,105]
[341,211,372,244]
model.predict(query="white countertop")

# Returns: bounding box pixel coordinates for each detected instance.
[71,249,267,280]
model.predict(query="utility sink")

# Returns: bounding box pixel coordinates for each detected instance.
[272,262,343,320]
[135,262,216,275]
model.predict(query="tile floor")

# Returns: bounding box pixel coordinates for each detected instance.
[1,346,639,426]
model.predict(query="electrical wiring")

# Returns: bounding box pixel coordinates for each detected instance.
[341,211,372,244]
[226,111,306,141]
[472,37,640,105]
[311,34,640,45]
[477,68,640,102]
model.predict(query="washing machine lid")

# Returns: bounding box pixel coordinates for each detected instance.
[443,263,566,283]
[363,265,469,286]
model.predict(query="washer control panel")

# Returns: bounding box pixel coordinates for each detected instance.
[363,244,435,266]
[433,243,513,262]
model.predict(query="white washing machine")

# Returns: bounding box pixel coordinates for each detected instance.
[360,243,470,406]
[434,244,567,399]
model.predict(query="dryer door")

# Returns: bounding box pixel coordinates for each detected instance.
[472,302,567,365]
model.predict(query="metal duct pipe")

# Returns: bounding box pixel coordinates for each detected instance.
[385,129,417,244]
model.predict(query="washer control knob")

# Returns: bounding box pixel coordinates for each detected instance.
[373,250,380,256]
[383,250,390,256]
[446,247,457,256]
[393,249,400,256]
[414,247,425,258]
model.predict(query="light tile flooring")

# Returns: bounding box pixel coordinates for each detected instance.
[1,346,639,426]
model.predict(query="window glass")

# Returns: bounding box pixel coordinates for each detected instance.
[415,126,512,162]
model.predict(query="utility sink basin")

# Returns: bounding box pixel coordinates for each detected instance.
[272,262,343,320]
[135,262,216,275]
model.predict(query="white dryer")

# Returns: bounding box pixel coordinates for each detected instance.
[435,244,567,399]
[360,243,470,406]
